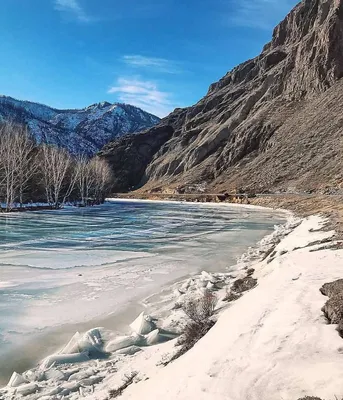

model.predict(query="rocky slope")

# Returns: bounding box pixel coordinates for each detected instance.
[0,96,160,155]
[100,0,343,193]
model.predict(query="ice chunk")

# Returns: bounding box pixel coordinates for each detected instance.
[80,376,103,386]
[45,386,62,396]
[60,332,81,354]
[68,368,95,381]
[78,328,104,355]
[130,312,155,335]
[42,352,89,369]
[23,370,45,382]
[115,345,142,356]
[62,367,80,379]
[59,381,80,396]
[145,329,160,346]
[197,279,207,288]
[8,372,28,387]
[83,328,103,347]
[106,333,142,352]
[16,383,38,396]
[206,281,215,290]
[45,369,66,381]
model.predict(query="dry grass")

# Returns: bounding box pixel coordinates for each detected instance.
[182,290,217,324]
[250,195,343,238]
[165,291,217,364]
[108,372,138,398]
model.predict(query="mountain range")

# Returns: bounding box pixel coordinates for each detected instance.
[99,0,343,194]
[0,96,160,155]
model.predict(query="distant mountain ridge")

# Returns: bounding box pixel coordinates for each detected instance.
[0,95,160,155]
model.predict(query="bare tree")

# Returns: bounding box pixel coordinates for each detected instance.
[75,155,96,206]
[0,123,37,211]
[0,124,17,210]
[89,157,112,203]
[14,126,37,207]
[0,123,112,212]
[40,144,78,208]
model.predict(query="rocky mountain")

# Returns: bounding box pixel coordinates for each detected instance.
[0,96,160,155]
[100,0,343,194]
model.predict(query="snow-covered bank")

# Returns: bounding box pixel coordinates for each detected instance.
[0,201,282,381]
[0,214,299,400]
[3,213,342,400]
[116,215,343,400]
[107,197,288,213]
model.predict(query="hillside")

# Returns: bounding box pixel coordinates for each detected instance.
[0,96,160,155]
[100,0,343,194]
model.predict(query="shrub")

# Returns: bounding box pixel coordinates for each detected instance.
[231,276,257,293]
[165,291,217,364]
[297,397,324,400]
[183,290,217,324]
[223,289,241,302]
[108,372,138,398]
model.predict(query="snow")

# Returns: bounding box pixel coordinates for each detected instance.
[1,213,342,400]
[0,96,161,155]
[117,216,343,400]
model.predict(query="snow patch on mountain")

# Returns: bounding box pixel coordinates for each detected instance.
[0,96,160,155]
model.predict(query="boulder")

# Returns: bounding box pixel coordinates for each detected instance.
[320,279,343,297]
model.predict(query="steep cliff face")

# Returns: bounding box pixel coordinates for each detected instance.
[102,0,343,193]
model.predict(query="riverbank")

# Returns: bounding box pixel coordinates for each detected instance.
[0,209,298,399]
[2,202,342,399]
[115,214,343,400]
[113,192,343,237]
[0,201,283,390]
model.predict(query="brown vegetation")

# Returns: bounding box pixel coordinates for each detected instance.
[167,291,217,363]
[108,372,138,398]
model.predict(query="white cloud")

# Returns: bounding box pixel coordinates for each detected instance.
[54,0,91,22]
[108,78,174,117]
[229,0,297,30]
[122,55,182,74]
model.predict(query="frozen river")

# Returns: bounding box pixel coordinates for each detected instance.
[0,200,285,382]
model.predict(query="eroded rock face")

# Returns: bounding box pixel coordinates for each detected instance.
[99,124,175,191]
[101,0,343,193]
[320,279,343,333]
[320,279,343,297]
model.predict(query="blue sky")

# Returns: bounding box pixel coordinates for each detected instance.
[0,0,298,117]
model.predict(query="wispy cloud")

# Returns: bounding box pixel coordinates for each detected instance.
[54,0,91,22]
[108,77,175,117]
[122,55,182,74]
[229,0,297,30]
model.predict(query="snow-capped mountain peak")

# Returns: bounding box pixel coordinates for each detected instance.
[0,95,160,155]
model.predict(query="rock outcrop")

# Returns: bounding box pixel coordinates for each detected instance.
[320,279,343,335]
[101,0,343,193]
